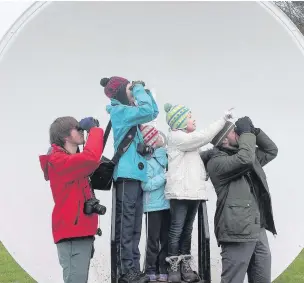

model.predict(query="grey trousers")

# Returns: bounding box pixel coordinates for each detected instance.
[56,237,94,283]
[220,228,271,283]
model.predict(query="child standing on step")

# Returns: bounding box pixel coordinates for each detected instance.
[164,103,233,283]
[101,77,159,283]
[141,125,170,282]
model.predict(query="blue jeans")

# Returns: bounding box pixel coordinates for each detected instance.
[168,199,200,256]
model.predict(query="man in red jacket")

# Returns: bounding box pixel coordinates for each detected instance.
[39,116,104,283]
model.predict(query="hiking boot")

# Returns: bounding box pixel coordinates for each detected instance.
[180,255,201,282]
[118,268,149,283]
[165,256,181,283]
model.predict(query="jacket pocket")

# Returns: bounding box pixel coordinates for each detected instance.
[224,200,253,236]
[74,201,80,225]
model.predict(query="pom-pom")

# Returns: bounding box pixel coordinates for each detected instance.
[100,77,110,87]
[164,103,173,113]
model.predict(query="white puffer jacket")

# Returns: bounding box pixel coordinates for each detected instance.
[165,117,227,200]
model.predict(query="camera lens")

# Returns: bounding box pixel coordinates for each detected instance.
[94,204,106,215]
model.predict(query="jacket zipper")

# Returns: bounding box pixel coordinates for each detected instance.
[74,200,80,225]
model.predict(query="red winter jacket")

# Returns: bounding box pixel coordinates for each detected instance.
[39,127,104,244]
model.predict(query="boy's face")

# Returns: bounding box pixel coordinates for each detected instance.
[66,127,85,146]
[186,112,196,133]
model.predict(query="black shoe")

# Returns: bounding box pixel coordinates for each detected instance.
[118,268,149,283]
[165,256,182,283]
[180,255,201,282]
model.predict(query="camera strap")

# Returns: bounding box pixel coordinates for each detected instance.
[103,120,112,148]
[112,126,137,165]
[102,120,137,165]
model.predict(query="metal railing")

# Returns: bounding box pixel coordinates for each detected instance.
[111,197,211,283]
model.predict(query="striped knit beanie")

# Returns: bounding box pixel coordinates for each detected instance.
[211,121,235,147]
[164,103,191,130]
[140,125,159,147]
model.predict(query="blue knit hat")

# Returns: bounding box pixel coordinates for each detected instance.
[164,103,191,130]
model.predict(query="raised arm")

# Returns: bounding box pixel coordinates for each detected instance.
[254,128,278,167]
[207,133,256,182]
[123,84,159,127]
[174,117,226,152]
[49,127,104,183]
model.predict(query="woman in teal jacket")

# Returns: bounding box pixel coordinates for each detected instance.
[140,125,170,282]
[100,76,159,283]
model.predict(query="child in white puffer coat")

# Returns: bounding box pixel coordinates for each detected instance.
[164,102,233,283]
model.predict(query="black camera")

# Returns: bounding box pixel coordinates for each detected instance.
[137,143,154,156]
[83,198,106,216]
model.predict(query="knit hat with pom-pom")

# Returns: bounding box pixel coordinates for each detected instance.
[164,103,191,130]
[100,76,130,105]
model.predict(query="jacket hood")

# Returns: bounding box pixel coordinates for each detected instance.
[200,147,221,167]
[106,98,122,114]
[39,144,64,181]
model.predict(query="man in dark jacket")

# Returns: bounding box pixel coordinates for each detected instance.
[200,116,278,283]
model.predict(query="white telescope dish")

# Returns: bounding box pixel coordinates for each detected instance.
[0,2,303,282]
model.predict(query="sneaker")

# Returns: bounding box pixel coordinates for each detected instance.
[146,273,157,282]
[158,273,168,282]
[118,268,149,283]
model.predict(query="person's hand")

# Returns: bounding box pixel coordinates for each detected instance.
[79,117,99,132]
[129,80,145,90]
[224,108,234,120]
[245,116,260,136]
[235,116,253,136]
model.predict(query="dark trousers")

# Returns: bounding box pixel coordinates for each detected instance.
[220,228,271,283]
[168,199,200,256]
[115,179,143,276]
[145,209,170,275]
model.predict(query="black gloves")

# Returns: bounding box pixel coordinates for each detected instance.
[235,116,254,136]
[235,116,260,136]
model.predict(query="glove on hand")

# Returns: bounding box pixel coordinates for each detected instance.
[235,116,254,136]
[241,116,260,136]
[245,117,260,136]
[79,117,99,132]
[129,80,145,90]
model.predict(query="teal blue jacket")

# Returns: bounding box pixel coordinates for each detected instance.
[106,84,159,182]
[142,147,170,213]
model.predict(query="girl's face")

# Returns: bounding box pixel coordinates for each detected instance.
[126,83,135,105]
[186,112,196,133]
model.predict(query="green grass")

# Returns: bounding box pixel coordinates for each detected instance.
[0,241,303,282]
[273,248,304,283]
[0,242,36,283]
